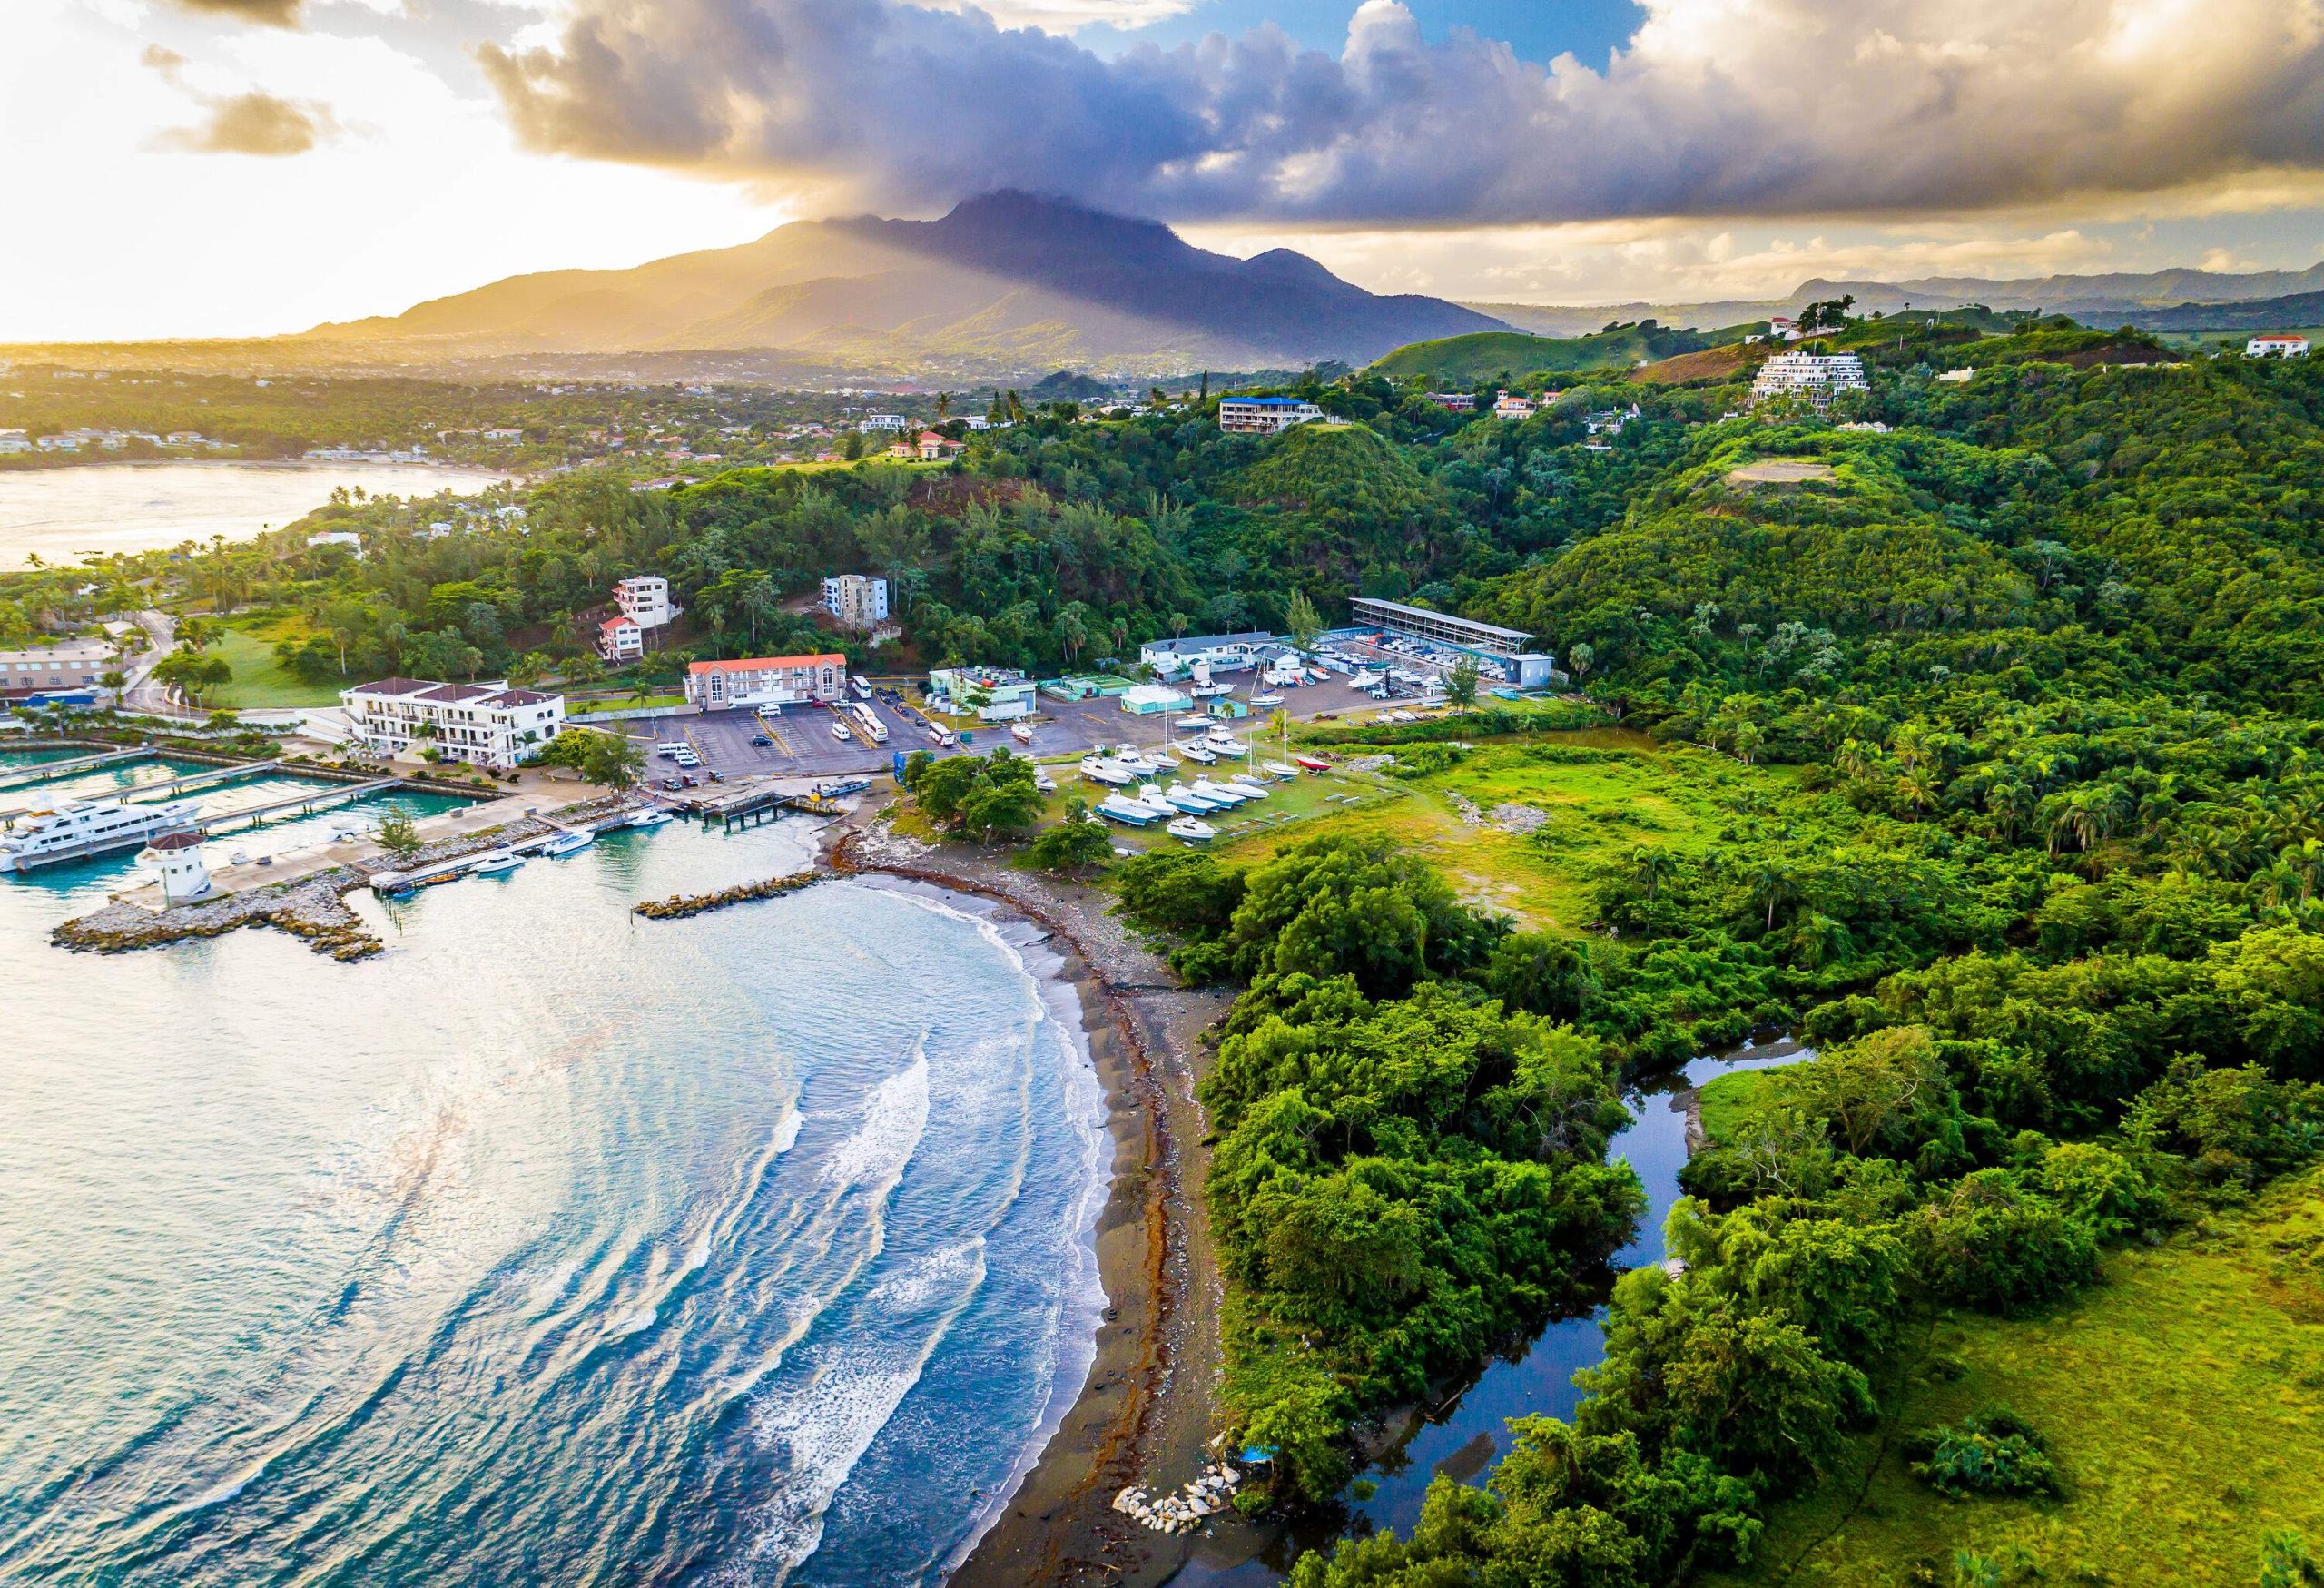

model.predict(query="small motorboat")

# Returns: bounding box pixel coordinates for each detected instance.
[1010,722,1035,745]
[1079,755,1135,786]
[1295,754,1334,772]
[1128,786,1178,820]
[1163,786,1221,814]
[1250,693,1285,706]
[1190,779,1253,805]
[471,849,525,876]
[626,809,673,829]
[1177,716,1213,732]
[1033,770,1057,794]
[1167,816,1216,843]
[1206,736,1249,757]
[1095,794,1159,826]
[542,829,595,857]
[1177,743,1217,765]
[1226,775,1272,798]
[1263,761,1302,780]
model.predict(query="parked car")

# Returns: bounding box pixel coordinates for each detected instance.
[751,734,773,747]
[662,775,682,790]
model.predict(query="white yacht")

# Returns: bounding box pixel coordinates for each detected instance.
[1189,778,1253,805]
[1177,742,1218,765]
[1167,816,1217,843]
[0,798,200,873]
[1095,794,1159,826]
[1079,755,1136,787]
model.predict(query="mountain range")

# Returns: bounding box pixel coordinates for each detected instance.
[303,192,1505,379]
[1469,264,2324,339]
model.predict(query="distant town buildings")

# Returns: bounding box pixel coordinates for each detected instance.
[1751,351,1871,409]
[2247,335,2310,358]
[340,679,566,769]
[1492,390,1536,419]
[1217,397,1326,435]
[0,429,30,454]
[0,638,116,697]
[685,653,846,711]
[821,575,891,630]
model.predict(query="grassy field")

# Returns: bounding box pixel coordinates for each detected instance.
[1706,1164,2324,1588]
[1211,734,1754,931]
[210,617,345,709]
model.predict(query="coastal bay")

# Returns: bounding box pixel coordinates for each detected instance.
[0,814,1116,1586]
[0,460,508,568]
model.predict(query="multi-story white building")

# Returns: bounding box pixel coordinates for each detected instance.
[861,413,909,431]
[613,575,678,629]
[1217,397,1326,435]
[0,638,116,696]
[821,574,891,629]
[684,653,846,711]
[598,614,645,663]
[2247,335,2310,358]
[1750,351,1870,409]
[340,678,566,769]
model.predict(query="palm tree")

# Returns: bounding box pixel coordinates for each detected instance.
[1748,863,1797,932]
[1631,845,1673,901]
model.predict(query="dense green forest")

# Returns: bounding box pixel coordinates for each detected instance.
[14,317,2324,1580]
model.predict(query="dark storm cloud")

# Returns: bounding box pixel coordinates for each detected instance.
[476,0,2324,226]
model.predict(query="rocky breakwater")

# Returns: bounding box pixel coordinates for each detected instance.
[632,870,822,921]
[1110,1461,1245,1534]
[49,812,568,963]
[54,869,385,962]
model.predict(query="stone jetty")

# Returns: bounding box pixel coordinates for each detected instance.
[631,869,822,920]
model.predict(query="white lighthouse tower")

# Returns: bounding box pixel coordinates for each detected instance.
[141,830,213,903]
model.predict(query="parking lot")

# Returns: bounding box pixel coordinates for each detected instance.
[613,672,1396,789]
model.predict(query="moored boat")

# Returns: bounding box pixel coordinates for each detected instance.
[471,849,525,876]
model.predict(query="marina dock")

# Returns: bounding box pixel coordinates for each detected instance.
[0,746,156,792]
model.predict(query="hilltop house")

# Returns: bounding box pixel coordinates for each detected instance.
[2248,335,2310,358]
[1217,397,1325,435]
[821,575,890,629]
[1750,351,1870,409]
[1492,390,1535,419]
[597,613,645,663]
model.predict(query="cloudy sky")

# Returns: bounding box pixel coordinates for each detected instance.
[9,0,2324,341]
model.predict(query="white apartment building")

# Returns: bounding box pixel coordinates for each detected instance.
[2247,335,2310,358]
[1,638,117,695]
[821,574,891,629]
[614,575,678,628]
[1751,351,1871,409]
[340,678,566,769]
[861,413,909,431]
[1217,397,1326,435]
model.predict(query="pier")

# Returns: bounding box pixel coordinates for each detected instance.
[686,775,862,829]
[0,746,156,792]
[194,777,404,836]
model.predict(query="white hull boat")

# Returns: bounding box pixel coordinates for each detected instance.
[1167,816,1216,843]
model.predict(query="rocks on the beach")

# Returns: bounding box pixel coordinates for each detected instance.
[1108,1462,1245,1534]
[632,869,822,920]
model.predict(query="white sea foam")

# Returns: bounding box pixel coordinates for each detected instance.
[773,1107,804,1154]
[739,1239,990,1584]
[819,1049,930,1193]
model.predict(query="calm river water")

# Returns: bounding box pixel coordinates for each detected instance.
[0,461,508,568]
[0,788,1108,1586]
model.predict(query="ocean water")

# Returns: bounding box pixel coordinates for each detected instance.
[0,461,510,569]
[0,813,1109,1586]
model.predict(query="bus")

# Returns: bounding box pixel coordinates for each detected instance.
[849,701,889,744]
[851,675,873,700]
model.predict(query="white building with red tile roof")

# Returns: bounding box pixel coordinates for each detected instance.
[340,678,566,768]
[598,613,645,663]
[2247,334,2310,358]
[684,654,846,710]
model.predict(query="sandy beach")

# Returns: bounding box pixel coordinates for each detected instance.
[828,811,1255,1587]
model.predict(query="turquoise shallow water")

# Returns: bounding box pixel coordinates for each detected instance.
[0,815,1108,1586]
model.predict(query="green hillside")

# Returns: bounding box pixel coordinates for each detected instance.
[1366,321,1743,384]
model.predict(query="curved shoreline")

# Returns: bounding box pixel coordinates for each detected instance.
[826,817,1238,1587]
